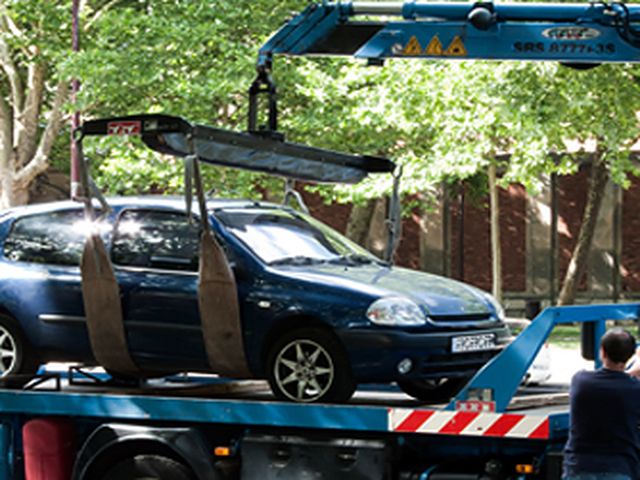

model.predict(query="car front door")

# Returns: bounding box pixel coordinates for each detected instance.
[110,209,206,372]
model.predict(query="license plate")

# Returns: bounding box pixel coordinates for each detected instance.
[452,333,496,353]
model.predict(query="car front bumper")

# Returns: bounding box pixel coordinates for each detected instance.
[337,325,511,383]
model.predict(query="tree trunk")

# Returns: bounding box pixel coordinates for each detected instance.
[366,197,389,259]
[345,200,376,246]
[0,172,14,209]
[488,163,502,303]
[558,154,610,305]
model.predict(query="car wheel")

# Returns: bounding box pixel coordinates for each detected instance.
[100,454,195,480]
[0,314,39,378]
[267,328,356,403]
[397,377,469,403]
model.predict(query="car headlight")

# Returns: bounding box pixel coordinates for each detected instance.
[366,297,426,326]
[482,292,505,321]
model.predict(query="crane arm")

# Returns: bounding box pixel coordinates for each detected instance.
[258,1,640,69]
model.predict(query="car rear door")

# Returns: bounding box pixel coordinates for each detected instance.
[110,208,207,372]
[0,209,106,359]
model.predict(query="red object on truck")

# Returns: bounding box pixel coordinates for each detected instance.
[23,418,76,480]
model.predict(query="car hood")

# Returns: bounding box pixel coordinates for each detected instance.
[272,264,493,316]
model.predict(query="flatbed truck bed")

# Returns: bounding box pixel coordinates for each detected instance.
[0,370,571,480]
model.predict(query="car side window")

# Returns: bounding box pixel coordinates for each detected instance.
[3,210,96,266]
[111,210,200,272]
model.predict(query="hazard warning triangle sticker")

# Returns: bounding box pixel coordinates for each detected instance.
[445,36,467,56]
[425,36,444,56]
[402,36,422,55]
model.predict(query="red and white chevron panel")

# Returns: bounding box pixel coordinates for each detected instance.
[389,408,549,439]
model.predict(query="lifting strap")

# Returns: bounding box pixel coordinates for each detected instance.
[188,154,251,378]
[80,234,138,375]
[76,136,139,376]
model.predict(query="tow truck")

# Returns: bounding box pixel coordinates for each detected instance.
[2,2,640,479]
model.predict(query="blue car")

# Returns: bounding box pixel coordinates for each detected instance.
[0,197,510,403]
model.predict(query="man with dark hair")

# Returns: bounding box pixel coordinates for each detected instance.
[563,328,640,480]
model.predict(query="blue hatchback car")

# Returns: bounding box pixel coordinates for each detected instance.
[0,197,510,403]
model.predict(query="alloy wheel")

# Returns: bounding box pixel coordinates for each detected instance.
[273,339,334,402]
[0,326,18,375]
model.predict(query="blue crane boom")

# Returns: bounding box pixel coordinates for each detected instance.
[258,1,640,68]
[250,1,640,132]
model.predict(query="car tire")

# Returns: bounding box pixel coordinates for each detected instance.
[0,314,39,378]
[100,454,195,480]
[397,377,470,403]
[266,327,356,403]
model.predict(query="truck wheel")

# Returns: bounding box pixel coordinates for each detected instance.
[397,377,469,403]
[0,314,39,378]
[100,454,195,480]
[267,328,356,403]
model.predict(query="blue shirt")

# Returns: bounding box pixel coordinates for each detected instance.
[563,369,640,479]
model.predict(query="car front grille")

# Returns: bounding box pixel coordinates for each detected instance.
[428,313,493,323]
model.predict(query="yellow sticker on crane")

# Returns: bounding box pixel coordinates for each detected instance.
[445,36,467,56]
[425,36,444,56]
[402,36,423,55]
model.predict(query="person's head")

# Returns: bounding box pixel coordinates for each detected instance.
[600,328,636,368]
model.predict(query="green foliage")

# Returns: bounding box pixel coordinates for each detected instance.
[60,0,302,197]
[7,0,640,207]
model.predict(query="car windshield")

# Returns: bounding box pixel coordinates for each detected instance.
[215,208,384,266]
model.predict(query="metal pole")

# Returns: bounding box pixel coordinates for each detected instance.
[458,184,465,281]
[70,0,81,200]
[613,184,622,302]
[550,173,558,305]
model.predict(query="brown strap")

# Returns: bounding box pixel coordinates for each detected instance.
[80,234,138,375]
[198,230,251,377]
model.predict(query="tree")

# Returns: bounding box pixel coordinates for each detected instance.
[0,2,70,208]
[70,0,303,199]
[287,60,565,298]
[553,65,640,305]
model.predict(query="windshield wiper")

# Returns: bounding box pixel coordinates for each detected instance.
[269,256,329,266]
[329,254,386,266]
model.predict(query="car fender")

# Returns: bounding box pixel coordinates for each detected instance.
[72,423,220,480]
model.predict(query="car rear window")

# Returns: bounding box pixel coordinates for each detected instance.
[3,210,98,266]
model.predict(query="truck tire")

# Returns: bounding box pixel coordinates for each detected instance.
[266,328,356,403]
[100,454,195,480]
[0,314,39,378]
[397,377,469,403]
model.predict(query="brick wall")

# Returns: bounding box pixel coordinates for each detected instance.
[448,184,526,292]
[622,178,640,292]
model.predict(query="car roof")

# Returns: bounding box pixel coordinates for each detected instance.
[0,196,287,219]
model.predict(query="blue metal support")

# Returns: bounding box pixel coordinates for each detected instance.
[446,303,640,412]
[0,390,389,433]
